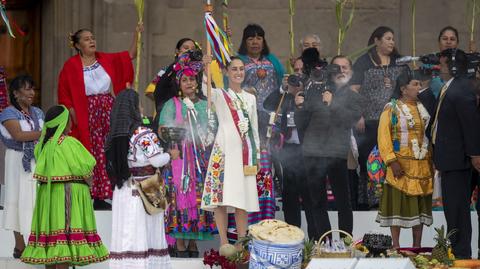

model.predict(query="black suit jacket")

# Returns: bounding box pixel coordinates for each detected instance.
[418,77,480,171]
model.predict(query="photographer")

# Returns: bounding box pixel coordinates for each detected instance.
[294,54,362,241]
[263,57,314,238]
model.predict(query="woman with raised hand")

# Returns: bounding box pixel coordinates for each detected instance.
[58,24,141,208]
[201,56,260,247]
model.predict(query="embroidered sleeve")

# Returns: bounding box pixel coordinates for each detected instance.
[136,130,170,167]
[136,131,160,158]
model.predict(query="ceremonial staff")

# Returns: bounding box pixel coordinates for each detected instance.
[204,0,233,108]
[288,0,295,73]
[133,0,144,91]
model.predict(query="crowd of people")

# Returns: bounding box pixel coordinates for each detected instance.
[0,21,480,269]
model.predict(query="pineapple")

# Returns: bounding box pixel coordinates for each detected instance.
[431,225,457,265]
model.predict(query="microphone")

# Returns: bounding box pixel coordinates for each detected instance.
[395,56,420,65]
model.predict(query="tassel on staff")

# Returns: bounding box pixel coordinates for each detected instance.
[204,0,233,108]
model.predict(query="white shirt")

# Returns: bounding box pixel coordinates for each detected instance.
[83,61,112,96]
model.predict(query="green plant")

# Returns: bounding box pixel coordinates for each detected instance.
[302,239,315,269]
[335,0,355,55]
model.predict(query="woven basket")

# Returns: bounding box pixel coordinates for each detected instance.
[313,229,353,258]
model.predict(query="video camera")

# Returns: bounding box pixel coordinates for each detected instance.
[396,50,480,79]
[287,64,341,91]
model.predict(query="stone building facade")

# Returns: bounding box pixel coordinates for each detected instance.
[40,0,479,114]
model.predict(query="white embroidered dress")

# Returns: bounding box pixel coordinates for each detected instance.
[200,84,260,213]
[110,126,171,269]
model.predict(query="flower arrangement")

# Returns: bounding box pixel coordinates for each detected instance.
[203,237,251,269]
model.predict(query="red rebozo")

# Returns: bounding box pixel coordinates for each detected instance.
[57,51,133,152]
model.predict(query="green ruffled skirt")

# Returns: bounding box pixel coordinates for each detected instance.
[376,183,433,228]
[21,182,109,265]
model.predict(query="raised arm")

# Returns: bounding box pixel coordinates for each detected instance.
[128,22,144,60]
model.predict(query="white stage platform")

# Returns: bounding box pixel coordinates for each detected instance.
[0,210,478,268]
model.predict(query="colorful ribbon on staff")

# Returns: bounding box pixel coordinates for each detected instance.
[1,0,15,38]
[204,12,233,68]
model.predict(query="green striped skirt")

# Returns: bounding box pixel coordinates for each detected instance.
[376,183,433,228]
[21,182,109,265]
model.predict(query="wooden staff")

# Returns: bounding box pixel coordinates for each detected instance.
[266,92,286,145]
[133,0,144,91]
[288,0,295,74]
[411,0,417,68]
[205,1,213,109]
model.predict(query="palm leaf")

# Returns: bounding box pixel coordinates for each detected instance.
[347,44,375,62]
[344,1,355,32]
[134,0,144,21]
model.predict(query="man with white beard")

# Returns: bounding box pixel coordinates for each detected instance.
[294,55,363,241]
[330,56,361,210]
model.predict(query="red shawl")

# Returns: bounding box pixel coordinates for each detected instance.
[58,51,134,152]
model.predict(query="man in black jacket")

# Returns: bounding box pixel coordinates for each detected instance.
[294,55,362,240]
[418,49,480,258]
[264,57,315,237]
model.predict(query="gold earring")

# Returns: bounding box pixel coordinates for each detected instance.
[195,88,199,93]
[178,91,183,97]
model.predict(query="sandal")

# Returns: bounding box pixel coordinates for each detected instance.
[13,248,23,259]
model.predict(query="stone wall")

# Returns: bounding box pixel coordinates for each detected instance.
[41,0,480,114]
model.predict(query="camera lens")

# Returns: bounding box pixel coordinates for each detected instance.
[287,74,302,87]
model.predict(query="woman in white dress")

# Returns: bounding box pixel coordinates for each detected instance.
[105,89,179,269]
[201,57,260,246]
[0,75,43,258]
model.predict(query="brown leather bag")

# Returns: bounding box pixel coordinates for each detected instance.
[135,173,167,215]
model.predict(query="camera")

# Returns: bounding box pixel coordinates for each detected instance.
[187,49,203,62]
[396,49,480,79]
[304,64,341,94]
[287,64,341,91]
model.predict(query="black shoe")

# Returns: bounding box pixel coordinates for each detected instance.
[189,250,199,258]
[168,246,176,257]
[176,250,190,258]
[93,200,112,210]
